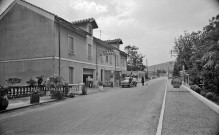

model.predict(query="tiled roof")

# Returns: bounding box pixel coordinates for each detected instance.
[104,39,123,44]
[94,37,127,56]
[72,18,98,29]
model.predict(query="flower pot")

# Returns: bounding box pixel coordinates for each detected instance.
[50,91,63,99]
[81,85,87,95]
[99,86,103,91]
[173,84,181,88]
[0,95,9,110]
[30,93,40,104]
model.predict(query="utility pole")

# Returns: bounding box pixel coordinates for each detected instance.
[146,58,149,79]
[154,66,156,76]
[100,30,101,39]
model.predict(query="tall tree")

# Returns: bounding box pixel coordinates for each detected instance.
[173,14,219,94]
[124,45,146,71]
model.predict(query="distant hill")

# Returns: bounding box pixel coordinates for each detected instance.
[147,61,175,76]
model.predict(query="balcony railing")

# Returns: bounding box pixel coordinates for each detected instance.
[7,85,81,99]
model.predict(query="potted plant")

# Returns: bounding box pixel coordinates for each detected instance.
[6,78,22,86]
[46,74,66,99]
[171,77,182,88]
[27,77,40,104]
[26,77,37,87]
[30,89,40,104]
[99,81,103,91]
[81,83,87,95]
[0,85,9,111]
[36,75,44,96]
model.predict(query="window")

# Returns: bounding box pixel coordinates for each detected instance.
[68,36,74,54]
[101,55,104,63]
[88,44,92,59]
[69,67,74,84]
[116,55,119,66]
[105,55,108,63]
[109,55,112,64]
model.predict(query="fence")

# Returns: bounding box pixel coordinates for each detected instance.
[7,84,81,99]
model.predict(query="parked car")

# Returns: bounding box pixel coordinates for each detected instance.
[121,77,136,88]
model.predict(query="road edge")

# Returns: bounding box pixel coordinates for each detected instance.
[156,78,168,135]
[182,85,219,114]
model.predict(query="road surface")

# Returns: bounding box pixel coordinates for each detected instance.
[0,77,166,135]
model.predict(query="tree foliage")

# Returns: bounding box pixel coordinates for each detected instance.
[124,45,146,71]
[173,14,219,93]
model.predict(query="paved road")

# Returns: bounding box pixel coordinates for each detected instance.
[0,78,166,135]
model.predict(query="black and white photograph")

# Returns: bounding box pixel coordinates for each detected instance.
[0,0,219,134]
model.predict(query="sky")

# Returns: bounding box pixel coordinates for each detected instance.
[0,0,218,66]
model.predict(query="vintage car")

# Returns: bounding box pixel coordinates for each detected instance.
[121,77,137,88]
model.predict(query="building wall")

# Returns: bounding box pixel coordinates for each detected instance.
[53,23,97,84]
[0,2,127,85]
[0,3,56,85]
[94,42,127,83]
[0,59,55,85]
[0,4,55,60]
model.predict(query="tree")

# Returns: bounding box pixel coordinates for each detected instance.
[124,45,146,71]
[173,14,219,94]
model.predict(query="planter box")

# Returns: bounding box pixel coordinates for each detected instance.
[0,95,9,110]
[171,77,182,88]
[99,86,103,91]
[30,94,40,104]
[82,86,87,95]
[50,91,63,99]
[172,84,181,88]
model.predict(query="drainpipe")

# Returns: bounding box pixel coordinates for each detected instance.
[115,54,116,86]
[58,21,61,76]
[96,43,98,80]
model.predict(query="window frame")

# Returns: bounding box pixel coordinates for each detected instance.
[88,44,92,60]
[69,67,74,84]
[105,55,109,63]
[68,35,75,55]
[109,55,112,64]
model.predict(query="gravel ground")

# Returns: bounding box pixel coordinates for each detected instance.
[162,81,219,135]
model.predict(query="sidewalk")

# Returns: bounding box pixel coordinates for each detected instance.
[0,87,114,113]
[162,80,219,135]
[1,96,57,113]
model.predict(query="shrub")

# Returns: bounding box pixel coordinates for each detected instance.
[190,85,197,90]
[200,91,206,97]
[206,92,214,100]
[212,94,219,102]
[0,86,9,110]
[46,74,65,89]
[194,86,201,94]
[26,77,37,87]
[36,75,44,86]
[46,74,66,99]
[6,78,22,86]
[0,86,9,96]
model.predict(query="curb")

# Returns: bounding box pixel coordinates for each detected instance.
[182,85,219,114]
[0,99,59,114]
[0,89,102,114]
[156,78,168,135]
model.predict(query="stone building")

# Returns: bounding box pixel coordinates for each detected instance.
[0,0,127,86]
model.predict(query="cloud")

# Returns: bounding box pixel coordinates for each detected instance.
[0,0,218,65]
[70,0,108,15]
